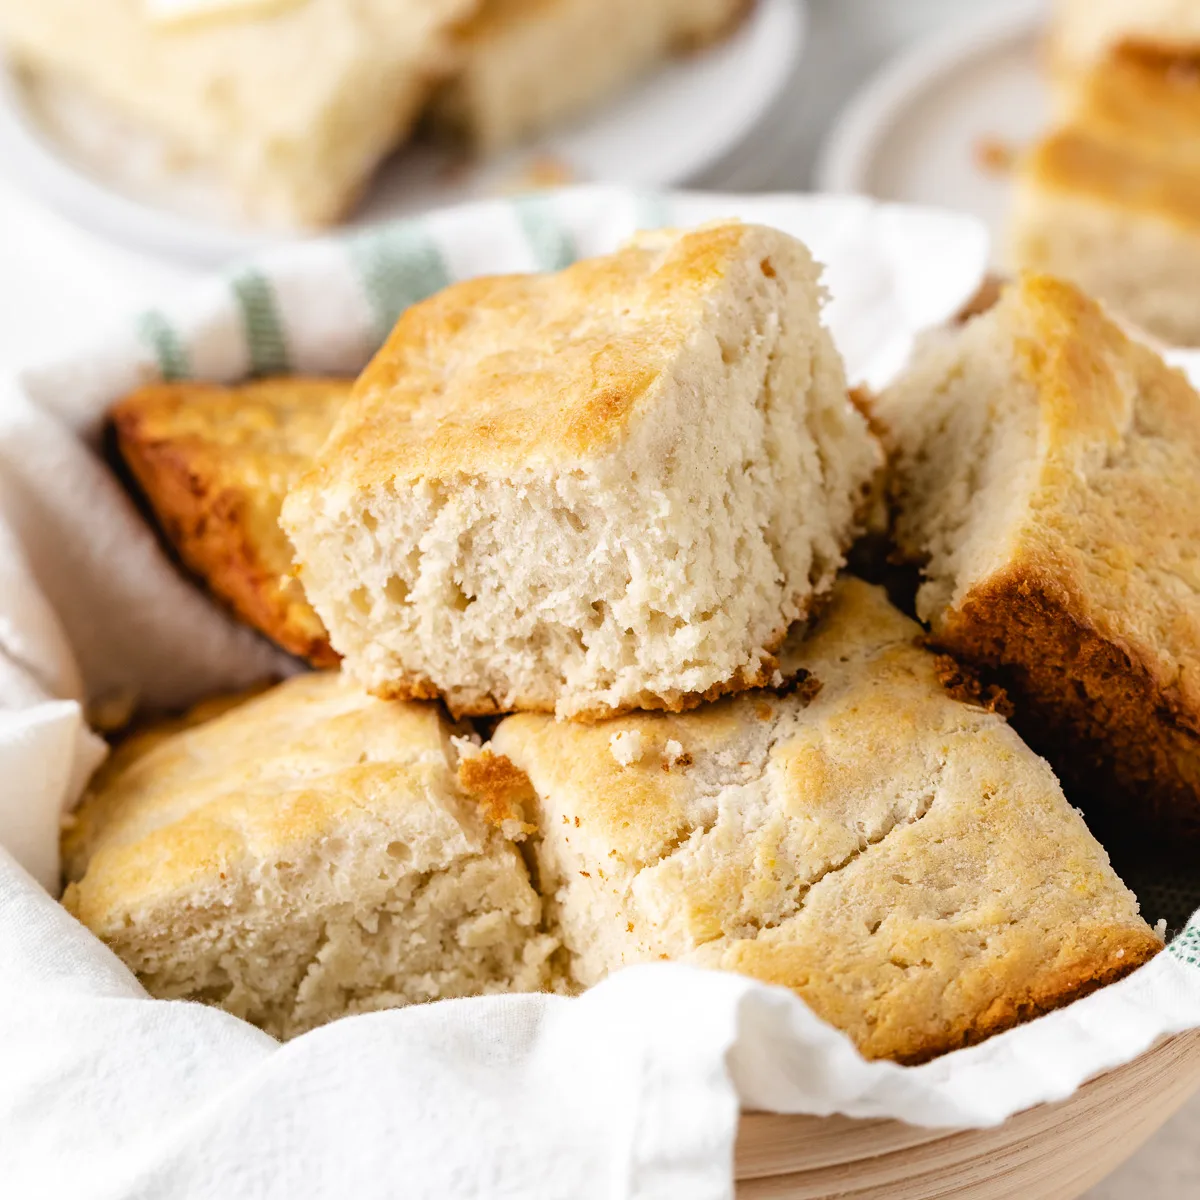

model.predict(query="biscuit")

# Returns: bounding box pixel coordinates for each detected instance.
[63,672,556,1040]
[1050,0,1200,82]
[1010,44,1200,345]
[433,0,752,152]
[490,578,1161,1064]
[282,222,881,720]
[0,0,476,227]
[874,274,1200,841]
[112,376,347,666]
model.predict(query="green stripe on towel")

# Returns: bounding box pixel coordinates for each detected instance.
[632,192,672,232]
[513,195,578,272]
[348,223,452,343]
[1171,920,1200,967]
[232,270,290,377]
[135,311,190,381]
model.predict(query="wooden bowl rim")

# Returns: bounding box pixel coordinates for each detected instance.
[735,1028,1200,1187]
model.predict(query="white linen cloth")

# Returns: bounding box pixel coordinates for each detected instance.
[1,186,1197,1200]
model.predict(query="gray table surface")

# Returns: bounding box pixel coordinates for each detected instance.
[715,2,1200,1196]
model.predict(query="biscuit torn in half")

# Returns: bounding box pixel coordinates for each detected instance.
[875,274,1200,841]
[491,578,1161,1064]
[63,672,556,1040]
[283,222,881,720]
[112,376,349,667]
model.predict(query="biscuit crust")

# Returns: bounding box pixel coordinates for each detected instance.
[112,376,349,667]
[493,579,1162,1063]
[284,222,880,719]
[935,567,1200,843]
[879,274,1200,837]
[308,223,786,485]
[370,624,789,720]
[63,673,555,1039]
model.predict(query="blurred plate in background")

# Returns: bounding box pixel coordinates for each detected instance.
[0,0,804,269]
[815,1,1045,266]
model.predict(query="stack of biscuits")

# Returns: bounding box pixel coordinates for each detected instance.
[69,221,1200,1062]
[1011,0,1200,345]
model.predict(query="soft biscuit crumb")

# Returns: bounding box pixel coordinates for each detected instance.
[1155,919,1168,939]
[609,730,644,767]
[490,577,1163,1064]
[281,222,882,720]
[62,673,555,1040]
[876,274,1200,837]
[662,739,689,771]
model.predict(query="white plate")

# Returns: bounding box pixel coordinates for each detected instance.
[0,0,803,268]
[815,1,1046,266]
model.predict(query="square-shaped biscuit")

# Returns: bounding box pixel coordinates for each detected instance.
[283,222,881,720]
[432,0,751,152]
[63,672,556,1039]
[112,377,348,667]
[1010,45,1200,346]
[491,578,1161,1063]
[0,0,475,227]
[874,274,1200,840]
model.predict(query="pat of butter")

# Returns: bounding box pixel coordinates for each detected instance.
[145,0,308,29]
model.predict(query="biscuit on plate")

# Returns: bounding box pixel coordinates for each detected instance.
[282,221,881,720]
[112,376,347,667]
[432,0,752,152]
[874,274,1200,841]
[491,578,1162,1064]
[63,672,556,1040]
[0,0,475,227]
[1010,44,1200,346]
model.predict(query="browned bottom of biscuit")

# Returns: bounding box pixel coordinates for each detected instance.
[935,568,1200,842]
[371,623,796,722]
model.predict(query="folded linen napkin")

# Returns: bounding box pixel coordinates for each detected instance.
[1,187,1197,1200]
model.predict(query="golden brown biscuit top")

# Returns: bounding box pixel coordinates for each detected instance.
[114,376,347,472]
[496,581,947,882]
[112,376,348,657]
[494,579,1155,1010]
[1074,44,1200,157]
[298,221,811,490]
[1024,128,1200,229]
[63,673,476,928]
